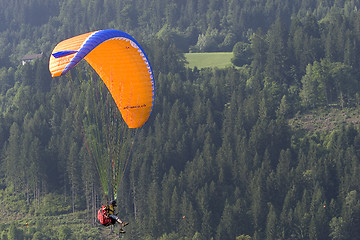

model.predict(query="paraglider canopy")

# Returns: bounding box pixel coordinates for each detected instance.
[49,29,154,129]
[49,29,155,198]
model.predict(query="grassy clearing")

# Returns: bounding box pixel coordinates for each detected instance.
[0,190,105,239]
[289,107,360,133]
[185,52,234,69]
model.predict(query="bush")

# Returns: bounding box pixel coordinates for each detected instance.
[35,193,71,216]
[32,231,45,240]
[58,226,72,240]
[231,42,252,67]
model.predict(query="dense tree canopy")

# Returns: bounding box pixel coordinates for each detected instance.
[1,0,360,239]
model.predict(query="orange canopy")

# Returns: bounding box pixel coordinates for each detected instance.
[49,30,154,128]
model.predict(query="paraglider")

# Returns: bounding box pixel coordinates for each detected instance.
[49,29,154,128]
[49,29,154,233]
[98,200,129,233]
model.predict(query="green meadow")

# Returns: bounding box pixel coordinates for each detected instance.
[185,52,234,69]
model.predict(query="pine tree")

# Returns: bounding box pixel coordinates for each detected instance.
[170,187,180,231]
[216,200,235,240]
[266,203,278,240]
[250,28,268,73]
[265,18,290,85]
[67,142,81,213]
[5,123,22,191]
[7,224,24,240]
[147,180,162,237]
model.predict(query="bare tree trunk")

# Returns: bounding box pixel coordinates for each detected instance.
[132,181,137,220]
[92,184,96,225]
[26,181,30,204]
[72,183,75,213]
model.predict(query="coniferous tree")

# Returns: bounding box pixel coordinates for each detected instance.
[265,18,290,85]
[67,142,81,213]
[216,200,235,240]
[265,203,278,240]
[251,28,268,73]
[4,122,22,191]
[147,180,162,238]
[169,187,180,231]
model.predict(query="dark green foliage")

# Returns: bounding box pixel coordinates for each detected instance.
[3,1,360,240]
[231,42,252,67]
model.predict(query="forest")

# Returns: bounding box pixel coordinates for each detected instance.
[1,0,360,239]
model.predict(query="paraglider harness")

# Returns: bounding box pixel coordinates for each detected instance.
[97,205,112,226]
